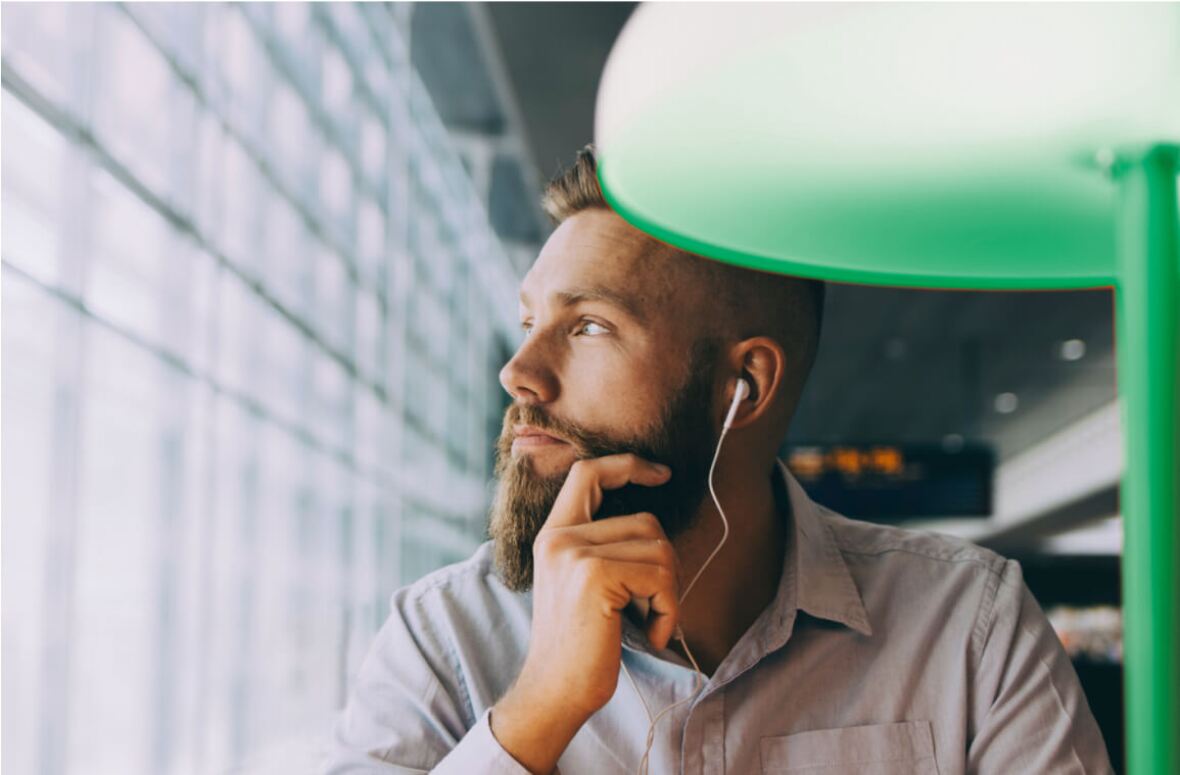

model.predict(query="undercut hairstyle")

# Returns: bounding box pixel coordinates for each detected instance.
[540,144,827,427]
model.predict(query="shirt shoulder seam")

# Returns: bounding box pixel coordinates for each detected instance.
[971,557,1007,678]
[832,533,1006,654]
[1014,612,1090,773]
[396,556,495,728]
[397,546,498,605]
[834,542,1008,577]
[820,510,1007,576]
[402,584,479,727]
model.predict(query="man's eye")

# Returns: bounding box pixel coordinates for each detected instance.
[519,320,608,337]
[577,321,609,336]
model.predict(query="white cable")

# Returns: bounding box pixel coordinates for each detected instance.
[622,423,733,774]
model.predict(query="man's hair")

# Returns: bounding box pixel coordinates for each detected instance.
[540,144,827,430]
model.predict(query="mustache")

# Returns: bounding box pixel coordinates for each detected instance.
[501,402,629,460]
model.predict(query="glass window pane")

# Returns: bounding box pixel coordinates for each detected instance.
[314,247,352,356]
[0,273,59,775]
[124,3,205,79]
[255,300,308,429]
[312,350,350,452]
[0,92,67,285]
[204,398,259,770]
[262,193,313,317]
[214,269,257,397]
[219,138,263,270]
[218,6,267,141]
[86,170,170,346]
[320,146,354,236]
[355,288,381,383]
[93,8,174,196]
[322,43,353,115]
[357,196,385,283]
[68,322,166,774]
[0,2,89,109]
[269,81,314,199]
[354,385,383,471]
[272,2,311,49]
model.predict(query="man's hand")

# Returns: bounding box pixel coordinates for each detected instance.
[490,453,681,774]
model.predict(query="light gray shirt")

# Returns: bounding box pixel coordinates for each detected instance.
[323,459,1113,774]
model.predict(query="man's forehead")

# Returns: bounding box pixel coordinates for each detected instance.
[521,254,651,301]
[519,257,678,327]
[521,211,685,309]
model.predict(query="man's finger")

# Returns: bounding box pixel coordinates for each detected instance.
[601,560,681,650]
[554,511,668,545]
[543,454,671,530]
[577,537,681,585]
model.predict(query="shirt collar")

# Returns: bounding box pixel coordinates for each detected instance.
[776,457,874,638]
[620,457,872,657]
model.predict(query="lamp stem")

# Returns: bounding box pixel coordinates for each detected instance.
[1113,143,1179,775]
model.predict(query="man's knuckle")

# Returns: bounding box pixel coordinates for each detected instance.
[533,531,562,558]
[576,555,605,581]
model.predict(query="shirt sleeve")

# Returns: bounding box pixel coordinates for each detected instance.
[320,588,533,775]
[967,558,1115,774]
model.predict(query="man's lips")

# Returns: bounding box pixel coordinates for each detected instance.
[512,425,570,448]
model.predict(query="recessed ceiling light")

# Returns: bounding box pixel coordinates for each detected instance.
[1059,339,1086,361]
[994,392,1019,414]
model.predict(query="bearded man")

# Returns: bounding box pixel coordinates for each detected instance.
[324,147,1111,775]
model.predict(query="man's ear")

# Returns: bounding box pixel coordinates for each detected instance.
[726,337,785,430]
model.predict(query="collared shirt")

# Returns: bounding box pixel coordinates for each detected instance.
[323,459,1113,774]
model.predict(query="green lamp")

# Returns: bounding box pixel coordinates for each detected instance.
[594,4,1178,772]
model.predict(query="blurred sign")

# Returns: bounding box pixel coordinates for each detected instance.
[784,443,994,520]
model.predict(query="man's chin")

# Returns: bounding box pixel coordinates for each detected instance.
[510,442,579,478]
[487,466,569,593]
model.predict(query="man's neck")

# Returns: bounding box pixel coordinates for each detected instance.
[668,458,790,675]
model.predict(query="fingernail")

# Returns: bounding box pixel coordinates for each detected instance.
[655,464,671,475]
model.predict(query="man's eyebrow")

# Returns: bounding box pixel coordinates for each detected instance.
[519,287,647,323]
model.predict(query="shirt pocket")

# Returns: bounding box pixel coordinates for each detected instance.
[760,720,939,774]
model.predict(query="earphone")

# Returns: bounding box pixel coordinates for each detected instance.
[723,377,750,430]
[620,376,749,775]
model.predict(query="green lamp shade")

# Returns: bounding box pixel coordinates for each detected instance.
[595,3,1180,290]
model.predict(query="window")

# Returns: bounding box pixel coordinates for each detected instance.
[1,3,521,772]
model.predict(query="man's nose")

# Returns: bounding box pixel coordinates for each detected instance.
[498,338,558,403]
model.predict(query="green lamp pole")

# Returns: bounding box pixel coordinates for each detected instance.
[595,5,1180,771]
[1114,144,1179,775]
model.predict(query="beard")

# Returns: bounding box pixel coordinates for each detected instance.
[487,338,721,592]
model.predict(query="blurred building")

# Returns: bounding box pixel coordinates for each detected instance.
[1,3,530,773]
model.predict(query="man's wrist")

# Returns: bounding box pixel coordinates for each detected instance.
[490,683,588,775]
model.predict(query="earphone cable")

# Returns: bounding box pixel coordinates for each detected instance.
[623,423,733,774]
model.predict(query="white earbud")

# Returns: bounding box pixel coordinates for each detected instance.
[722,377,750,430]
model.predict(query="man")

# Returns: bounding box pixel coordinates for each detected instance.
[324,147,1112,774]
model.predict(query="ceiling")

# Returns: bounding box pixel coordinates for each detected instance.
[792,284,1116,463]
[483,2,638,179]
